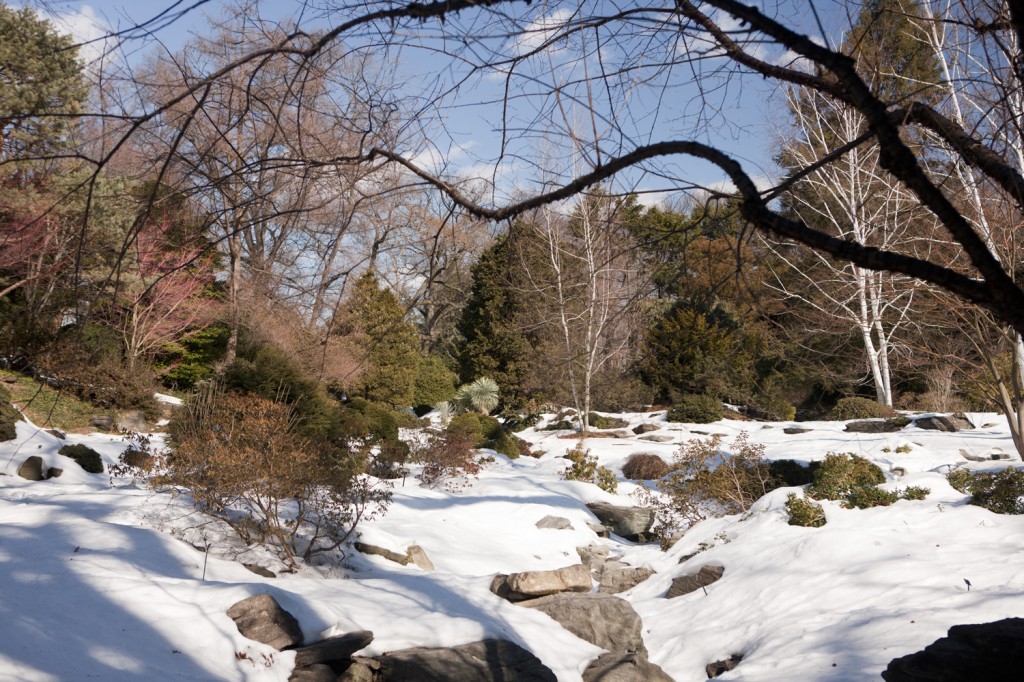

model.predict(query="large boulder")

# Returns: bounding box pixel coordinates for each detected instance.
[17,456,44,481]
[518,593,647,656]
[226,594,303,650]
[666,564,724,598]
[583,652,674,682]
[493,564,593,601]
[882,618,1024,681]
[915,415,974,432]
[366,639,556,681]
[585,502,654,542]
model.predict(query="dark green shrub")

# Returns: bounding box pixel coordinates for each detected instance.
[667,394,723,424]
[750,394,797,422]
[413,355,457,408]
[360,402,400,443]
[829,397,894,421]
[785,493,826,527]
[808,453,885,500]
[447,412,484,444]
[562,442,617,494]
[621,453,671,480]
[157,324,229,389]
[587,412,629,429]
[947,467,1024,514]
[373,439,411,479]
[446,413,526,459]
[769,459,817,487]
[504,413,541,433]
[542,419,574,431]
[0,385,19,441]
[392,409,420,429]
[59,444,103,473]
[900,485,930,501]
[843,485,901,509]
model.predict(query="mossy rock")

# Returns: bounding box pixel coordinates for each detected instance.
[587,412,629,430]
[58,444,104,473]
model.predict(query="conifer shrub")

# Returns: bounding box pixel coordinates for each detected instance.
[562,442,618,493]
[751,395,797,422]
[947,467,1024,514]
[785,493,826,527]
[157,325,229,389]
[667,394,723,424]
[163,391,390,568]
[413,355,457,409]
[621,453,671,480]
[807,453,928,508]
[0,385,19,442]
[58,443,104,473]
[829,396,894,421]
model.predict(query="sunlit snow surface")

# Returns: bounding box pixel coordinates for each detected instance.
[1,411,1022,680]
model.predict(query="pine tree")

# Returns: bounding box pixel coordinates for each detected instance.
[347,273,420,407]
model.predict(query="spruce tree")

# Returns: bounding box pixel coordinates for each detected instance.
[347,273,420,407]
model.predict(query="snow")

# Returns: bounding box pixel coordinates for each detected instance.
[1,410,1021,680]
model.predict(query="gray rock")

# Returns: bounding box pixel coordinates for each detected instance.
[576,543,610,569]
[116,410,149,433]
[506,564,592,598]
[536,515,573,530]
[707,654,743,678]
[586,522,610,537]
[406,545,434,571]
[783,427,813,435]
[583,652,674,682]
[338,658,378,682]
[293,631,373,668]
[638,434,674,443]
[17,456,44,481]
[45,467,62,479]
[882,618,1024,682]
[243,564,276,578]
[844,420,903,433]
[226,594,303,650]
[585,502,654,541]
[519,593,648,656]
[45,428,66,440]
[599,566,655,594]
[289,664,337,682]
[915,415,974,432]
[666,564,724,598]
[632,424,660,435]
[373,639,556,681]
[355,542,410,566]
[90,415,114,431]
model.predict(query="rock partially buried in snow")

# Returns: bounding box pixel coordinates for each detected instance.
[783,427,813,435]
[243,563,276,578]
[354,542,433,570]
[845,420,903,433]
[504,563,592,598]
[347,639,556,682]
[293,631,373,668]
[17,456,44,481]
[583,652,674,682]
[536,515,573,530]
[638,434,674,443]
[707,654,743,678]
[881,618,1024,682]
[666,564,724,598]
[405,545,434,570]
[632,423,660,435]
[518,592,648,656]
[226,593,303,650]
[586,502,654,541]
[915,414,974,432]
[577,543,610,569]
[599,566,655,594]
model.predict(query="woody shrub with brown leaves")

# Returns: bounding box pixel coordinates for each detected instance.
[412,419,481,491]
[163,389,390,568]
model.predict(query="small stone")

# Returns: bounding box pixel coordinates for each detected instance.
[576,544,610,569]
[536,515,573,530]
[45,428,66,440]
[90,415,114,431]
[45,467,63,479]
[632,424,660,435]
[638,434,673,443]
[783,427,813,435]
[406,545,434,570]
[587,522,610,537]
[599,566,655,594]
[17,456,44,481]
[243,564,276,578]
[707,654,743,678]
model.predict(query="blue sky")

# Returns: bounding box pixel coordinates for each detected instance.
[28,0,850,209]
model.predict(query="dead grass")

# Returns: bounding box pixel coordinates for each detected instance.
[0,370,98,431]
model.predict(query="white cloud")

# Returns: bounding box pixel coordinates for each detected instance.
[51,4,111,69]
[511,8,574,57]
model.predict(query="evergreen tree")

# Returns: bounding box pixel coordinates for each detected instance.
[0,5,87,165]
[347,272,420,407]
[456,230,534,409]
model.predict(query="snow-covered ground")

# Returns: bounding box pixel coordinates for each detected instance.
[1,410,1022,681]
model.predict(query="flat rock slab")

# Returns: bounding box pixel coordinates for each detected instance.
[845,420,903,433]
[783,427,813,435]
[370,639,556,682]
[293,631,373,668]
[882,618,1024,682]
[226,594,303,650]
[599,566,655,594]
[638,434,674,443]
[632,424,660,434]
[518,593,647,656]
[583,652,674,682]
[536,515,573,530]
[915,415,974,432]
[666,564,724,598]
[585,502,654,542]
[506,564,592,598]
